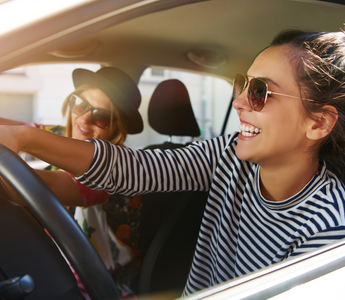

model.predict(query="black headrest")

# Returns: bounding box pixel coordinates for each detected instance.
[148,79,200,137]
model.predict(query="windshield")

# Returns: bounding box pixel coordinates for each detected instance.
[0,0,88,35]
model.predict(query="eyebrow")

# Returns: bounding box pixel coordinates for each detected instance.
[76,94,111,112]
[247,74,280,88]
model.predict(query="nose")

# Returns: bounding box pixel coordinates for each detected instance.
[79,111,92,124]
[232,88,252,112]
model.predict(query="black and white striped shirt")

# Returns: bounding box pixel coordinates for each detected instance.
[77,133,345,296]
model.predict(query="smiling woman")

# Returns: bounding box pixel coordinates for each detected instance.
[232,43,330,195]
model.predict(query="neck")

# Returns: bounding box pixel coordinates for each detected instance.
[259,157,319,202]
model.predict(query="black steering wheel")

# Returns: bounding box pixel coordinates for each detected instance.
[0,144,121,300]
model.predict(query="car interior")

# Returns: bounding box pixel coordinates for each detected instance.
[0,0,345,299]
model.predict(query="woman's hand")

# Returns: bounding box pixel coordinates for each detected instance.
[0,125,95,177]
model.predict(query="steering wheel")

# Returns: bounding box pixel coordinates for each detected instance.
[0,144,121,300]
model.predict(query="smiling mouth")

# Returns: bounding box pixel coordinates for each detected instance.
[78,125,91,134]
[240,122,262,137]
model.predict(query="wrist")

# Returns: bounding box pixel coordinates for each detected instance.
[18,125,36,153]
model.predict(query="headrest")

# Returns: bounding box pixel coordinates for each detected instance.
[148,79,200,137]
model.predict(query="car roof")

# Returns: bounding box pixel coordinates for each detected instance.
[0,0,344,82]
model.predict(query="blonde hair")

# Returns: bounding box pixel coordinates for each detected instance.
[61,84,127,145]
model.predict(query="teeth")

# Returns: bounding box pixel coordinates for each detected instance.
[78,125,90,133]
[240,123,261,136]
[242,131,255,136]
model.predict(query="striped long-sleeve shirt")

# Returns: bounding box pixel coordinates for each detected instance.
[77,133,345,296]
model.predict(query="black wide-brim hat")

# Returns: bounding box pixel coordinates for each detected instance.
[72,67,143,134]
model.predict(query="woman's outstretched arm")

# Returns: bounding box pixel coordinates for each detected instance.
[0,125,94,176]
[77,138,221,196]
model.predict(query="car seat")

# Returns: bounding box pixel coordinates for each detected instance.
[144,79,200,149]
[137,79,208,297]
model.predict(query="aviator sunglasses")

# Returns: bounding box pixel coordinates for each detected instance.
[69,94,113,129]
[233,73,321,112]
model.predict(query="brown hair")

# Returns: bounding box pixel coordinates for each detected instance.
[61,84,127,145]
[271,29,345,181]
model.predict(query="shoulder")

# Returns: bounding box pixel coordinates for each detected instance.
[304,165,345,226]
[317,165,345,201]
[191,132,239,153]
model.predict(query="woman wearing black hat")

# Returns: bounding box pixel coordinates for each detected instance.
[0,67,143,298]
[63,66,143,139]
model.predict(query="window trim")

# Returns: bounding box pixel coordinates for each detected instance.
[185,239,345,299]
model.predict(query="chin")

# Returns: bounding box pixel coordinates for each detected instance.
[235,148,248,161]
[235,145,256,163]
[235,141,248,159]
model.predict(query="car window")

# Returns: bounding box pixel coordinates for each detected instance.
[0,64,237,159]
[0,65,237,142]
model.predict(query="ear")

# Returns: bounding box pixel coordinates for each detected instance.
[306,105,338,141]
